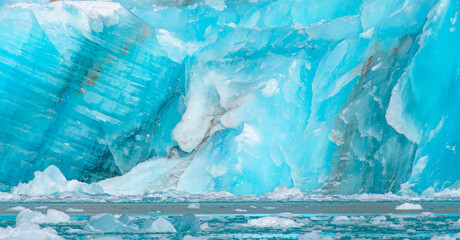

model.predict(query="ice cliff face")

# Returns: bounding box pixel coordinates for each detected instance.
[0,0,458,195]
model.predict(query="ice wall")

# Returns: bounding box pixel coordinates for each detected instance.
[0,1,184,189]
[0,0,458,195]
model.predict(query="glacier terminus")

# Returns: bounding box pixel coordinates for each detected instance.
[0,0,459,197]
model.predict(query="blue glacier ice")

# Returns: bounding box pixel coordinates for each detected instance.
[0,0,459,196]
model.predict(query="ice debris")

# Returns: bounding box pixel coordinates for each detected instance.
[298,231,334,240]
[88,213,137,233]
[247,216,301,228]
[12,166,103,197]
[16,208,70,224]
[187,203,200,209]
[0,220,63,240]
[171,213,201,233]
[395,203,423,210]
[0,208,68,240]
[144,217,176,233]
[65,208,84,213]
[6,206,26,212]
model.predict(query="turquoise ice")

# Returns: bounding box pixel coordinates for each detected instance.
[0,0,459,195]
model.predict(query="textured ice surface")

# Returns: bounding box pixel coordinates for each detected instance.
[0,0,459,196]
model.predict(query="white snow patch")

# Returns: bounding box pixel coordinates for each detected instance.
[236,124,261,147]
[371,62,382,71]
[261,79,279,97]
[360,27,375,38]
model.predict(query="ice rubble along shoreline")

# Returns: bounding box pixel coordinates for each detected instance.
[2,165,460,202]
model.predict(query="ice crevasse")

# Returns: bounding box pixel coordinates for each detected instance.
[0,0,459,195]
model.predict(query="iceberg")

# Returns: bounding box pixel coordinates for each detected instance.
[12,165,103,196]
[395,203,423,210]
[88,213,137,233]
[143,217,176,233]
[0,0,459,196]
[171,213,201,233]
[16,208,70,225]
[0,208,68,240]
[0,220,63,240]
[247,216,301,228]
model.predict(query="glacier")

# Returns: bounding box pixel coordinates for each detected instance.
[0,0,459,196]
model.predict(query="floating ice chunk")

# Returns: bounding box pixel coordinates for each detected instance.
[278,212,300,218]
[262,206,278,210]
[88,213,137,233]
[248,216,301,228]
[370,216,387,225]
[234,209,248,212]
[145,217,176,233]
[431,234,460,240]
[183,235,206,240]
[34,206,48,210]
[395,203,423,210]
[264,185,303,200]
[12,166,104,196]
[0,220,63,240]
[200,222,211,231]
[298,230,334,240]
[171,213,201,233]
[419,212,436,218]
[187,203,200,209]
[65,208,84,213]
[6,206,26,212]
[453,219,460,227]
[332,215,351,225]
[16,208,70,225]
